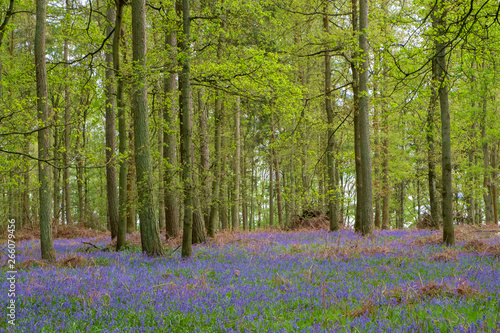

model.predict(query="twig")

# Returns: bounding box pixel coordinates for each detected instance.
[82,241,108,251]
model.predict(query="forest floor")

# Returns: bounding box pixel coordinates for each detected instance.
[1,225,500,332]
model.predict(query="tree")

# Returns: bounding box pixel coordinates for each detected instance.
[164,26,180,239]
[432,0,454,245]
[231,96,241,230]
[115,0,127,250]
[323,3,339,232]
[356,0,374,235]
[180,0,193,257]
[35,0,55,260]
[105,6,119,239]
[131,0,165,256]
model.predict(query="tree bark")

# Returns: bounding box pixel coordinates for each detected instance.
[381,102,390,229]
[105,6,119,239]
[208,90,222,237]
[492,142,498,224]
[35,0,55,260]
[270,116,283,228]
[269,146,274,227]
[189,89,207,244]
[232,96,241,230]
[131,0,164,255]
[427,58,440,229]
[324,5,339,232]
[115,0,128,250]
[432,4,454,245]
[198,87,211,228]
[180,0,194,257]
[23,140,31,228]
[207,6,225,237]
[351,0,362,232]
[357,0,374,235]
[52,109,60,223]
[481,95,493,223]
[63,4,72,226]
[164,29,180,239]
[127,121,137,233]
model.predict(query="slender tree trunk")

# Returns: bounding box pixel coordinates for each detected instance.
[198,87,211,228]
[433,5,454,245]
[35,0,55,260]
[75,105,84,225]
[208,90,222,237]
[207,6,225,237]
[373,90,381,228]
[220,107,229,231]
[241,140,248,230]
[180,0,194,257]
[22,140,31,227]
[105,6,119,239]
[63,11,72,225]
[131,0,164,256]
[398,181,404,229]
[427,60,440,229]
[270,116,283,228]
[481,94,493,223]
[351,0,362,232]
[467,66,476,225]
[115,0,127,250]
[381,103,390,229]
[189,93,207,245]
[492,142,498,224]
[52,111,60,223]
[163,29,180,239]
[232,96,241,230]
[127,120,137,233]
[269,148,274,227]
[357,0,374,235]
[324,5,339,232]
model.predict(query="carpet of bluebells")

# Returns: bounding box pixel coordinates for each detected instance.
[2,229,500,332]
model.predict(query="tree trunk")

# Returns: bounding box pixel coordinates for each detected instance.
[63,12,72,226]
[373,91,381,229]
[232,96,241,230]
[127,121,137,233]
[324,5,339,232]
[466,65,476,225]
[357,0,374,235]
[189,89,207,244]
[52,110,60,223]
[22,140,31,228]
[427,59,440,229]
[381,103,390,229]
[492,142,498,224]
[433,5,454,245]
[180,0,193,257]
[198,87,211,228]
[208,89,222,237]
[35,0,55,260]
[270,116,283,228]
[75,104,84,225]
[351,0,362,232]
[207,8,225,237]
[131,0,164,256]
[220,105,229,231]
[163,29,180,239]
[241,142,248,230]
[398,181,404,229]
[269,148,274,227]
[105,6,119,240]
[115,0,128,250]
[481,103,493,224]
